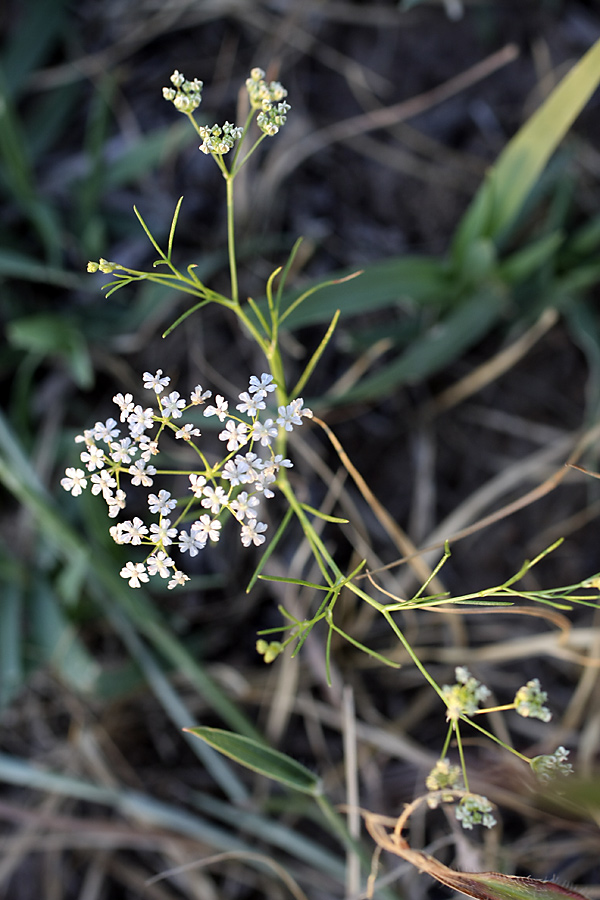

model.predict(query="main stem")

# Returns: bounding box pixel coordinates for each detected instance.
[226,175,239,305]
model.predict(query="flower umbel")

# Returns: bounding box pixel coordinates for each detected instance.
[162,70,203,113]
[442,667,491,722]
[62,372,312,588]
[455,794,497,830]
[531,746,573,783]
[514,678,552,722]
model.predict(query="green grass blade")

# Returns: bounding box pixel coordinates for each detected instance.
[452,38,600,262]
[0,581,23,710]
[273,255,449,329]
[0,753,251,851]
[331,284,506,404]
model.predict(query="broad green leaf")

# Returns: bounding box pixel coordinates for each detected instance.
[0,249,84,287]
[0,0,69,97]
[185,727,322,796]
[331,284,506,404]
[453,38,600,262]
[499,232,563,284]
[274,255,450,329]
[0,581,23,709]
[567,213,600,256]
[30,582,102,695]
[7,313,93,388]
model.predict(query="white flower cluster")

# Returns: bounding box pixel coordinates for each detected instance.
[455,794,497,830]
[514,678,551,722]
[442,666,491,721]
[61,372,312,590]
[162,70,204,113]
[199,122,244,155]
[245,67,290,136]
[531,746,573,782]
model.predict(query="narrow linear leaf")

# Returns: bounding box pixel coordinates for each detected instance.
[184,727,322,796]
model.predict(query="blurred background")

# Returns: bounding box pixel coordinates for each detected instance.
[1,1,600,898]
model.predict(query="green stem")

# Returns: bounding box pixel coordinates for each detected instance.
[226,175,239,305]
[454,723,469,792]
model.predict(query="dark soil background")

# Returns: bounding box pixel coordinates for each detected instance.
[2,2,600,898]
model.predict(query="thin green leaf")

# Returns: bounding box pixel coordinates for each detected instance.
[167,196,184,260]
[184,727,322,796]
[275,236,304,313]
[133,204,167,259]
[246,506,293,593]
[299,503,348,524]
[291,309,340,397]
[258,575,332,591]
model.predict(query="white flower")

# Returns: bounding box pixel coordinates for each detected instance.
[240,519,268,547]
[249,373,276,394]
[189,473,207,497]
[149,519,178,546]
[129,461,155,487]
[292,397,313,419]
[192,515,221,543]
[236,390,266,415]
[113,392,135,422]
[143,370,170,393]
[168,569,190,590]
[109,523,128,544]
[107,489,127,518]
[90,470,116,496]
[218,420,248,451]
[127,405,155,436]
[253,469,276,498]
[230,491,259,520]
[250,418,278,446]
[61,467,87,496]
[201,485,228,514]
[276,401,303,431]
[139,438,159,461]
[175,423,201,440]
[110,438,135,465]
[92,418,120,443]
[147,551,174,578]
[148,490,177,516]
[178,529,206,556]
[120,561,149,588]
[221,458,248,485]
[204,395,229,422]
[75,428,95,446]
[161,390,186,419]
[80,444,105,471]
[238,451,264,483]
[262,455,292,480]
[120,517,148,545]
[190,385,212,405]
